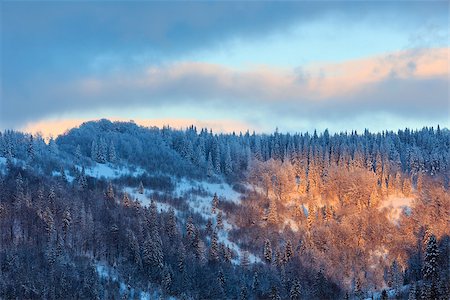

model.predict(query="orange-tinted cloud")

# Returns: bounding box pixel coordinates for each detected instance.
[75,47,448,101]
[6,48,449,132]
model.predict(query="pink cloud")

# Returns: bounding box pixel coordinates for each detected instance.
[74,47,448,102]
[7,48,448,131]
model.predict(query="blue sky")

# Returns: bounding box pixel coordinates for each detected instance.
[1,1,448,135]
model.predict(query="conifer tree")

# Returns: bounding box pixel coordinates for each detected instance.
[267,198,278,225]
[108,141,117,163]
[264,239,272,264]
[240,285,248,300]
[106,181,114,199]
[186,216,196,242]
[290,279,301,300]
[252,271,260,295]
[208,230,220,263]
[75,144,82,161]
[423,234,439,282]
[211,193,219,214]
[138,181,144,194]
[216,211,224,230]
[207,152,214,177]
[422,234,440,299]
[91,140,98,162]
[270,286,281,300]
[62,209,72,243]
[285,240,293,263]
[166,208,177,239]
[27,135,34,161]
[98,138,107,164]
[60,166,67,182]
[205,218,213,236]
[240,250,250,269]
[224,145,233,175]
[408,282,417,300]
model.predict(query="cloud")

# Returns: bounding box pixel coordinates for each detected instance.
[2,1,448,132]
[2,48,448,131]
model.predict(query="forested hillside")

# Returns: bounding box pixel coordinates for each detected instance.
[0,119,448,299]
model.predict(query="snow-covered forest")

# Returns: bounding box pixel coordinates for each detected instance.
[0,119,448,299]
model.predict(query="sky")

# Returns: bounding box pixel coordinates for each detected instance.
[1,1,449,136]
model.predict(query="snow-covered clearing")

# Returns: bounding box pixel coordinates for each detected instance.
[96,262,169,300]
[364,283,411,300]
[123,187,176,214]
[175,179,241,204]
[51,170,75,183]
[283,219,299,232]
[80,163,145,180]
[379,195,414,224]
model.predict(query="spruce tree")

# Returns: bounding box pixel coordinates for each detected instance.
[216,211,224,230]
[211,193,219,214]
[208,230,220,263]
[264,239,272,264]
[106,182,114,199]
[207,152,214,177]
[290,279,301,300]
[240,250,250,269]
[422,234,440,299]
[138,181,144,194]
[252,271,260,295]
[285,240,293,263]
[91,140,98,162]
[108,141,117,163]
[267,198,278,225]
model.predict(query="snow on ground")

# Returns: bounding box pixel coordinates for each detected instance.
[217,228,261,265]
[51,170,75,183]
[96,262,169,299]
[79,163,145,180]
[364,283,411,300]
[175,178,241,204]
[123,187,177,214]
[379,195,414,224]
[283,219,299,232]
[127,178,260,265]
[176,180,261,264]
[96,263,118,281]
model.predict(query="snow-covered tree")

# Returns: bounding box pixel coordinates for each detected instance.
[108,141,117,163]
[138,181,144,194]
[264,239,272,264]
[211,193,219,214]
[290,279,301,300]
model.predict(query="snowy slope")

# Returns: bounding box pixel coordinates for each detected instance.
[128,178,260,265]
[96,262,172,300]
[123,187,176,213]
[175,179,241,204]
[79,163,145,179]
[86,163,145,179]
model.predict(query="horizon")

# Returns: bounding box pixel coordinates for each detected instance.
[10,117,450,140]
[1,1,449,135]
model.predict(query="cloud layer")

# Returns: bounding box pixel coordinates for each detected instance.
[4,48,449,132]
[1,1,448,133]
